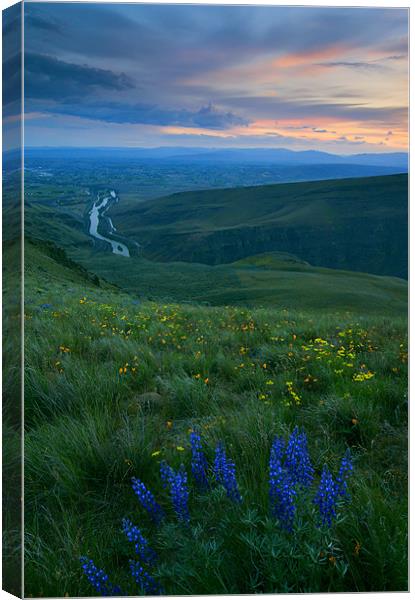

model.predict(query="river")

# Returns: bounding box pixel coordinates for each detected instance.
[88,190,130,257]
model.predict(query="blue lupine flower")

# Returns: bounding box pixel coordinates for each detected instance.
[213,442,242,502]
[171,465,190,524]
[122,519,157,565]
[285,427,314,488]
[159,462,190,524]
[336,448,353,499]
[222,456,242,503]
[190,431,209,489]
[129,560,163,595]
[270,435,286,464]
[269,436,296,531]
[80,557,123,596]
[213,442,227,483]
[131,478,164,524]
[159,460,175,490]
[314,464,338,527]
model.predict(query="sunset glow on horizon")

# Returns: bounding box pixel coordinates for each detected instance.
[21,4,408,153]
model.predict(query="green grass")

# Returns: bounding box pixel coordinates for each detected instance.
[24,172,408,314]
[35,238,404,316]
[24,242,408,596]
[111,174,408,277]
[25,219,408,315]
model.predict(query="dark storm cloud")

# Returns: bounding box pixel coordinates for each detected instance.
[3,4,21,116]
[318,54,407,70]
[318,61,381,70]
[224,95,407,125]
[192,104,248,129]
[3,2,21,45]
[25,14,61,33]
[24,4,408,76]
[24,4,157,60]
[25,53,134,100]
[31,100,248,129]
[23,39,248,129]
[3,53,21,106]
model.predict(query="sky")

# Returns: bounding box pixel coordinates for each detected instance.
[15,3,409,152]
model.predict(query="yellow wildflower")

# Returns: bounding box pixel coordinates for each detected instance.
[353,371,375,382]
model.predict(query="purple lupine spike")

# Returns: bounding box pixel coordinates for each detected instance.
[336,448,353,499]
[270,435,286,464]
[160,462,190,524]
[190,431,209,489]
[285,427,314,488]
[122,519,157,565]
[213,442,242,502]
[160,460,175,490]
[80,557,123,596]
[223,455,242,502]
[170,465,190,524]
[313,465,338,527]
[213,442,227,484]
[129,560,163,595]
[131,478,164,524]
[269,436,296,531]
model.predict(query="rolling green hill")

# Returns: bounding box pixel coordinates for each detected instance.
[23,239,407,316]
[110,174,407,278]
[23,173,408,315]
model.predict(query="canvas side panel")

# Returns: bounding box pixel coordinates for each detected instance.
[2,2,23,598]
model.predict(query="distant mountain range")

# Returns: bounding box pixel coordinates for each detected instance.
[24,146,408,170]
[154,148,409,168]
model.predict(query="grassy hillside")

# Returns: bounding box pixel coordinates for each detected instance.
[24,241,408,595]
[111,174,407,278]
[25,203,91,249]
[24,211,408,316]
[65,249,407,316]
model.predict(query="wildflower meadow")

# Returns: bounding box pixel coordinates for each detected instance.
[24,265,408,595]
[80,428,355,596]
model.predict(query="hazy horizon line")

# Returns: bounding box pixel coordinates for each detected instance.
[19,145,408,156]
